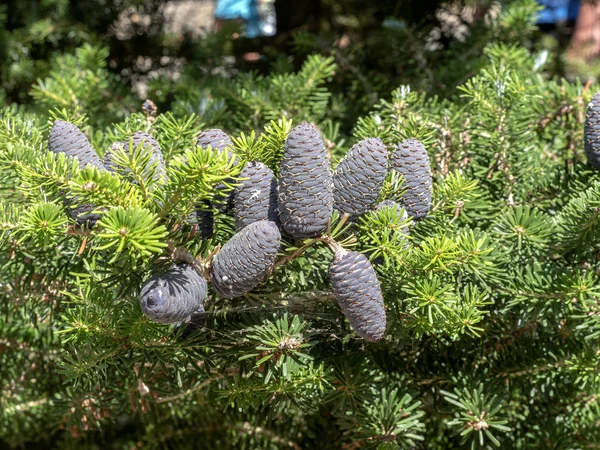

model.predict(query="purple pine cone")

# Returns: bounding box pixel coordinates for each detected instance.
[140,264,208,324]
[585,91,600,169]
[48,120,102,169]
[104,131,166,182]
[197,128,234,154]
[187,201,214,240]
[234,161,279,231]
[175,304,207,338]
[278,122,333,238]
[329,249,386,342]
[376,200,409,236]
[390,138,432,220]
[333,138,388,215]
[197,129,237,212]
[210,220,281,298]
[48,120,103,227]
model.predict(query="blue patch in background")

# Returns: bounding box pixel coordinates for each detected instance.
[536,0,581,24]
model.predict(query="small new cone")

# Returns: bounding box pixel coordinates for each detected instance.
[585,91,600,169]
[197,128,237,212]
[333,138,388,215]
[234,161,279,231]
[329,248,386,342]
[210,220,281,298]
[140,264,208,324]
[277,122,333,238]
[390,138,432,220]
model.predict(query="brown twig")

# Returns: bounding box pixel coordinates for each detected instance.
[271,237,326,271]
[155,377,217,404]
[167,241,210,279]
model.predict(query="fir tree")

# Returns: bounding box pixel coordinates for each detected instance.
[3,2,600,449]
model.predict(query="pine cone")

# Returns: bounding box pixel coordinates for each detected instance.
[585,92,600,169]
[174,304,206,338]
[48,120,103,227]
[103,132,166,182]
[374,200,409,259]
[390,138,432,220]
[187,201,214,240]
[48,120,102,169]
[376,200,409,234]
[197,128,234,153]
[68,203,104,228]
[278,122,333,238]
[333,138,388,215]
[197,129,237,212]
[140,264,208,324]
[210,220,281,298]
[329,249,386,342]
[234,161,279,231]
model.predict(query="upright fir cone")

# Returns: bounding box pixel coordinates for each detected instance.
[333,138,388,215]
[48,120,103,226]
[585,91,600,170]
[390,138,432,220]
[140,264,208,324]
[376,200,409,237]
[210,220,281,298]
[187,200,214,240]
[103,131,166,182]
[49,120,102,168]
[197,128,237,212]
[373,200,409,261]
[278,122,333,238]
[329,248,386,341]
[234,161,279,231]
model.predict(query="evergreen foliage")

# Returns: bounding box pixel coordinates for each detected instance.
[3,1,600,449]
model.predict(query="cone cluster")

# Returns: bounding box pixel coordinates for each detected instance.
[140,264,208,324]
[48,120,434,341]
